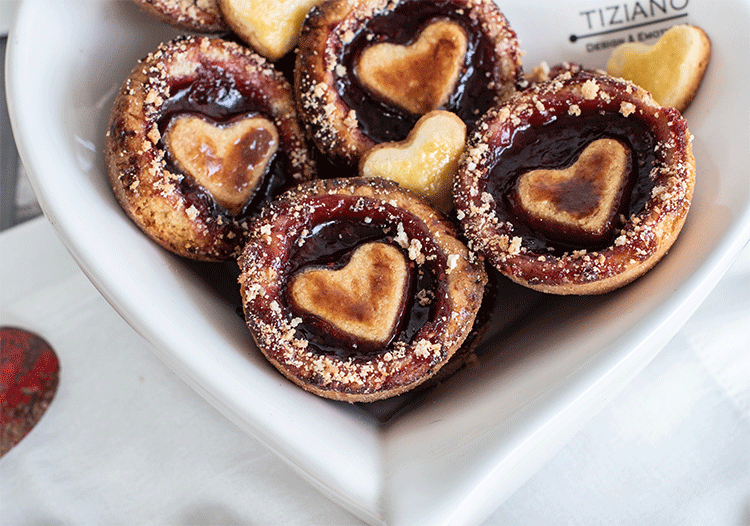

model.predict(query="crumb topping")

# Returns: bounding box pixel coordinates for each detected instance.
[105,35,315,262]
[453,71,695,294]
[137,0,227,32]
[237,177,487,401]
[294,0,523,166]
[620,101,636,117]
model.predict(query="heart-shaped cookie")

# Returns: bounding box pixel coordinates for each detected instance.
[360,110,466,211]
[606,24,711,112]
[218,0,325,60]
[165,114,279,215]
[515,138,632,243]
[1,327,60,457]
[355,19,468,115]
[289,242,410,347]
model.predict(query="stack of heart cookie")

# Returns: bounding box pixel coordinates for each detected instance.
[109,0,709,401]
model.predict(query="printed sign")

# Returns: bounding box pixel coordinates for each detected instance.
[569,0,689,53]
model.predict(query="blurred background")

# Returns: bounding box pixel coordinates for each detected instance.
[2,0,42,233]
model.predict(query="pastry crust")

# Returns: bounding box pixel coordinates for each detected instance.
[294,0,523,167]
[525,61,587,85]
[105,36,315,261]
[454,71,695,295]
[237,177,487,402]
[132,0,228,32]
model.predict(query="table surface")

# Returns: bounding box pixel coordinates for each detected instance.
[2,32,750,526]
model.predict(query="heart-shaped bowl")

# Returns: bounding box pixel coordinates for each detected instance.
[7,1,750,524]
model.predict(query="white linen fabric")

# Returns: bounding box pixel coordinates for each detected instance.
[1,218,748,525]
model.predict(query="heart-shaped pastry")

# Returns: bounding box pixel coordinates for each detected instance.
[1,327,60,457]
[606,24,711,112]
[515,138,632,243]
[165,114,279,215]
[289,242,410,347]
[218,0,325,60]
[360,110,466,211]
[355,19,468,115]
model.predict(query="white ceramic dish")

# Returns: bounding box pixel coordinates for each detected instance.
[7,1,750,524]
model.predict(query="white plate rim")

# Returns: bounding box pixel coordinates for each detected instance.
[7,0,750,524]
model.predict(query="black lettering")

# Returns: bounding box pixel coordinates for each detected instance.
[638,27,670,41]
[586,37,626,52]
[579,9,597,29]
[649,0,668,15]
[607,5,624,25]
[574,0,688,42]
[632,2,649,19]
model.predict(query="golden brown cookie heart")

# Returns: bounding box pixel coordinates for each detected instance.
[218,0,325,60]
[165,114,279,215]
[606,24,711,112]
[515,138,632,242]
[354,19,468,115]
[289,242,410,347]
[359,110,466,211]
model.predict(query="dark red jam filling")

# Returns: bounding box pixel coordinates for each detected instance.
[157,67,296,219]
[486,112,657,254]
[282,195,448,360]
[336,0,502,144]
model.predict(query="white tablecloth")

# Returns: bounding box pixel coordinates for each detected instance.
[1,217,748,525]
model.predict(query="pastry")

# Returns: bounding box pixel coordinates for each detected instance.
[525,61,586,85]
[454,71,696,295]
[105,36,315,261]
[217,0,326,61]
[132,0,228,32]
[606,24,710,113]
[359,110,466,212]
[294,0,523,167]
[237,177,487,402]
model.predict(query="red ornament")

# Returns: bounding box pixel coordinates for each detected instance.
[1,327,60,456]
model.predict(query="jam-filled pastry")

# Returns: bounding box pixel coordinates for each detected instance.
[217,0,326,61]
[607,24,711,113]
[454,71,696,295]
[294,0,523,167]
[237,177,487,402]
[105,36,315,261]
[132,0,228,32]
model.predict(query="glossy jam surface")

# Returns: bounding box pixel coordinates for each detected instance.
[283,197,443,359]
[487,112,657,253]
[337,0,500,143]
[158,68,291,218]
